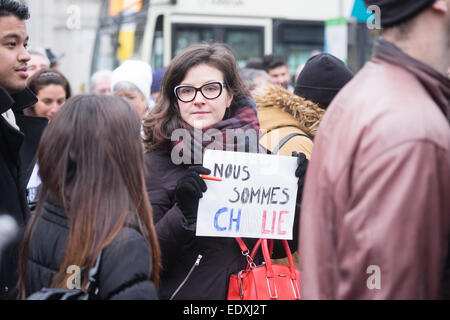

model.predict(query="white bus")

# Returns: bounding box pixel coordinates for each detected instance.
[91,0,375,76]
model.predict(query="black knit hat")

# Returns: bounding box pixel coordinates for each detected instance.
[294,53,354,109]
[364,0,436,28]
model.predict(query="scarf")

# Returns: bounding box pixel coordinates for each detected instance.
[171,105,261,165]
[373,38,450,121]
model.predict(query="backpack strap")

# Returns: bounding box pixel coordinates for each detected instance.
[84,251,103,296]
[272,132,312,155]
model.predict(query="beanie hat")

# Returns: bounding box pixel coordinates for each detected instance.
[364,0,436,28]
[111,60,152,100]
[151,68,166,94]
[294,53,354,109]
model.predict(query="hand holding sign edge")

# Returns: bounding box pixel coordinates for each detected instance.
[175,166,211,224]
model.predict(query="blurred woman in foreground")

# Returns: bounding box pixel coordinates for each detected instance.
[18,95,161,300]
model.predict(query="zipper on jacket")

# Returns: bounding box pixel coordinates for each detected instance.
[169,254,203,300]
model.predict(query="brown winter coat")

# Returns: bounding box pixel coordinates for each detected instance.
[254,84,324,159]
[255,85,324,269]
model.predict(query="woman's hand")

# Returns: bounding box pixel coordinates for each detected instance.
[175,166,211,224]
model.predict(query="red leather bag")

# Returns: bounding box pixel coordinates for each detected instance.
[228,238,300,300]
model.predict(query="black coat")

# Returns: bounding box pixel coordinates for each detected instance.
[145,150,299,300]
[0,86,47,299]
[25,196,159,300]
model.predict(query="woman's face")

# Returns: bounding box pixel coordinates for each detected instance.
[176,63,233,129]
[34,84,67,121]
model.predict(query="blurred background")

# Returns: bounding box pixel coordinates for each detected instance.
[21,0,379,94]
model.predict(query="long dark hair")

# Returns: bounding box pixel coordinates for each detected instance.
[143,42,248,152]
[18,95,161,298]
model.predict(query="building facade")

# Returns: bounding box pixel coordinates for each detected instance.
[23,0,103,94]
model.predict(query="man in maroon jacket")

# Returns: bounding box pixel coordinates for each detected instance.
[299,0,450,299]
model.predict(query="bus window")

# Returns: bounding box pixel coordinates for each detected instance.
[151,15,164,70]
[273,20,324,80]
[225,28,264,67]
[173,25,214,56]
[116,9,148,62]
[92,25,119,73]
[130,18,146,60]
[91,0,149,74]
[172,24,264,68]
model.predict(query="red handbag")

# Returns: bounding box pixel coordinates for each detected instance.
[228,238,300,300]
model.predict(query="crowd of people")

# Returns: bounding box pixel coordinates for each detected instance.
[0,0,449,301]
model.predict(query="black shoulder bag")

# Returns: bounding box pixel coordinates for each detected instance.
[27,251,103,300]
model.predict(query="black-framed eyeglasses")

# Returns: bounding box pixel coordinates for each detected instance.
[174,81,226,103]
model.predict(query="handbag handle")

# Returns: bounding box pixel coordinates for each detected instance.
[262,239,300,299]
[250,239,274,260]
[235,238,274,271]
[262,240,297,279]
[236,238,260,270]
[235,238,274,259]
[235,238,300,300]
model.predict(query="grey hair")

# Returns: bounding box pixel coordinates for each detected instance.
[90,69,112,92]
[112,81,145,98]
[239,68,269,92]
[28,48,50,66]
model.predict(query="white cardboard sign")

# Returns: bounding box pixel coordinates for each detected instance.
[196,150,298,240]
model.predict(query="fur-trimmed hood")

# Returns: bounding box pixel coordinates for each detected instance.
[254,84,325,138]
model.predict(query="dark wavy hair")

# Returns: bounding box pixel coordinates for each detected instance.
[0,0,29,20]
[18,95,161,298]
[262,54,287,72]
[142,42,248,152]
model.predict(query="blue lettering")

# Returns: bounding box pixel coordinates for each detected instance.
[228,208,242,232]
[214,207,228,231]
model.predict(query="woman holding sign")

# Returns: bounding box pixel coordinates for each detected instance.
[143,43,306,300]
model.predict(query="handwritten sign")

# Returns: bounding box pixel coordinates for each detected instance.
[196,150,298,240]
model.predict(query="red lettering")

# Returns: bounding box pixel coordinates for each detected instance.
[261,210,270,234]
[261,210,276,234]
[277,211,288,235]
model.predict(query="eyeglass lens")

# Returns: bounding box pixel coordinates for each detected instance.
[176,82,223,102]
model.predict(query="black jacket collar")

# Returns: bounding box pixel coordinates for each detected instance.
[0,86,38,114]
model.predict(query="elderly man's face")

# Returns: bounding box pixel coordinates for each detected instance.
[28,53,49,78]
[92,76,112,95]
